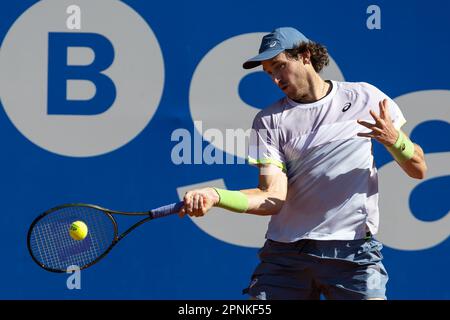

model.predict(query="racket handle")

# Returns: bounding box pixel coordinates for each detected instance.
[150,201,184,219]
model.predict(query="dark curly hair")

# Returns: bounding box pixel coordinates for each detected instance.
[284,41,330,73]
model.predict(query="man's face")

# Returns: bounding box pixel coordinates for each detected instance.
[261,52,306,99]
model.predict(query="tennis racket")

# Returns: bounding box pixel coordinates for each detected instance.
[27,202,184,273]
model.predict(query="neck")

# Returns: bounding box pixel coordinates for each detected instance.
[292,74,330,104]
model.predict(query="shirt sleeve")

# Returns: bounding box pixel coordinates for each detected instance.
[248,112,286,171]
[363,82,406,130]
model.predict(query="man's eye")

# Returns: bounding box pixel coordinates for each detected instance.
[274,64,284,72]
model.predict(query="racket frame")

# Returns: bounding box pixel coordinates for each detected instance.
[27,203,154,273]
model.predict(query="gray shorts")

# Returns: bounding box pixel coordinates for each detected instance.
[243,236,388,300]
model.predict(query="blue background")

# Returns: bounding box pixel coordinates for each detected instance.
[0,0,449,299]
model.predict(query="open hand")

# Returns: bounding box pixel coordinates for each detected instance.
[357,99,399,147]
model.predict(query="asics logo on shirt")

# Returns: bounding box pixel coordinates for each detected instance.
[342,102,352,112]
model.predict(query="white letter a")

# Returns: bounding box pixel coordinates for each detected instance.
[66,265,81,289]
[66,5,81,30]
[366,5,381,30]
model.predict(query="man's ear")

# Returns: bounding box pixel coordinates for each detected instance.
[300,50,311,64]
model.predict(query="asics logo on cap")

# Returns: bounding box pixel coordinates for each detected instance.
[269,41,277,47]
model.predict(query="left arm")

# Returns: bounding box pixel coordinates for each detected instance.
[357,99,427,179]
[396,134,427,179]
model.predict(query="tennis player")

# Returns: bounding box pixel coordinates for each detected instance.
[179,27,427,300]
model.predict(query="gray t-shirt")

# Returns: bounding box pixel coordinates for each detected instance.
[248,80,406,242]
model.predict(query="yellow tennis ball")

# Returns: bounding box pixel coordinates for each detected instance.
[69,221,88,240]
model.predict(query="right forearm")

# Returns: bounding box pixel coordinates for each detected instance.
[182,163,288,218]
[181,163,288,218]
[239,188,285,216]
[210,187,284,216]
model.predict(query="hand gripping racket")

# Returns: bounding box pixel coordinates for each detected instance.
[27,202,183,273]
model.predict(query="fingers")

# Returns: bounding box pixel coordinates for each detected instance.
[363,99,391,125]
[357,119,376,129]
[179,192,192,218]
[379,99,386,119]
[378,99,392,123]
[357,132,374,138]
[371,127,384,135]
[178,207,186,218]
[192,194,202,214]
[369,109,382,124]
[357,119,384,135]
[358,99,391,133]
[359,100,389,127]
[380,99,392,121]
[357,127,383,139]
[192,194,199,212]
[192,194,205,217]
[182,191,192,214]
[180,191,207,218]
[356,99,395,145]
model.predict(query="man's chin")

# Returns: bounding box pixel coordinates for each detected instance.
[282,87,292,96]
[284,90,297,99]
[284,88,304,101]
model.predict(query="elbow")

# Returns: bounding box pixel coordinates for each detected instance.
[410,164,427,180]
[273,190,287,214]
[265,195,286,215]
[265,197,285,215]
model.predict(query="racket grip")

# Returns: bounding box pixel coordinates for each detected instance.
[150,201,184,219]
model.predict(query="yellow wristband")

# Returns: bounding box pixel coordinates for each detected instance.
[388,131,415,163]
[213,188,249,213]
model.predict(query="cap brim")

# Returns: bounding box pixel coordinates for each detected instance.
[242,48,284,69]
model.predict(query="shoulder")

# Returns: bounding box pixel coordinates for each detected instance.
[333,80,389,103]
[333,80,382,95]
[252,97,287,128]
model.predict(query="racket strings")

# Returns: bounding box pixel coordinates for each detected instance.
[29,206,115,271]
